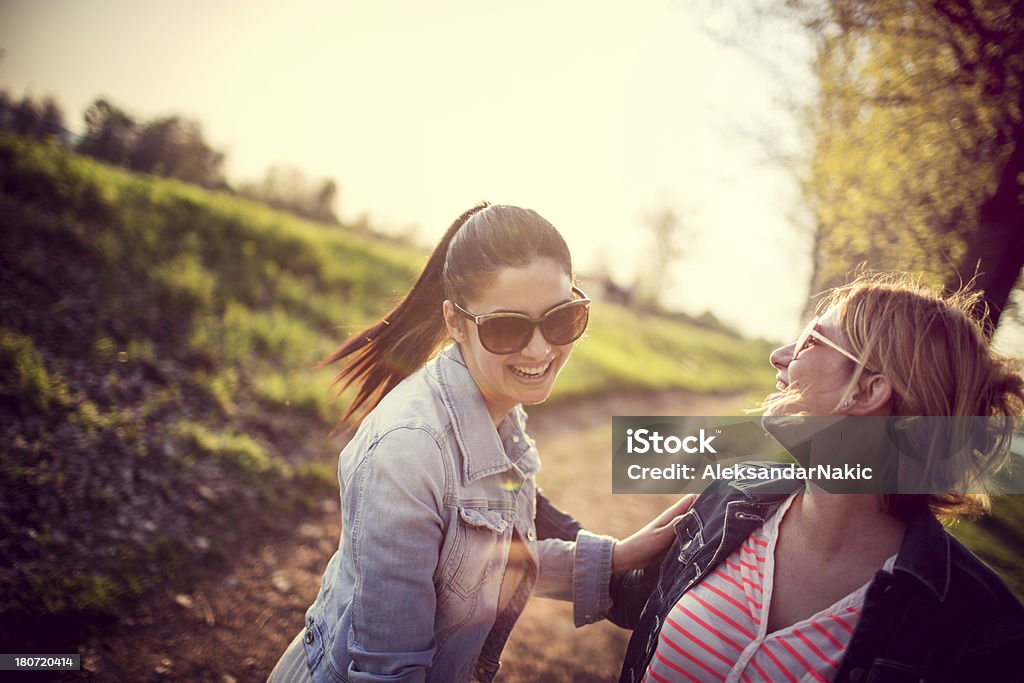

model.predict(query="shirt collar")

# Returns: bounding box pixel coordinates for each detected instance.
[432,344,535,485]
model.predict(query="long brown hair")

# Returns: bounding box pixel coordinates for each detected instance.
[321,202,573,426]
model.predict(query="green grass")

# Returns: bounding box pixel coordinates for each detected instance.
[0,329,74,416]
[555,306,774,400]
[0,134,773,413]
[0,132,774,634]
[949,495,1024,600]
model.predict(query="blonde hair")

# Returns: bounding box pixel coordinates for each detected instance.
[821,273,1023,520]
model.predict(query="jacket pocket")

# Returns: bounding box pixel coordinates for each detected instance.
[459,506,509,534]
[673,509,704,565]
[440,506,508,600]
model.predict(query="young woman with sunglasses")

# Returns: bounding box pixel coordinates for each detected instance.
[609,274,1024,683]
[267,203,692,683]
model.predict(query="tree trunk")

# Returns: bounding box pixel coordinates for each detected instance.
[946,115,1024,334]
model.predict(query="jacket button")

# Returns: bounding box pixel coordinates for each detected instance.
[305,628,315,644]
[527,529,536,541]
[848,667,864,682]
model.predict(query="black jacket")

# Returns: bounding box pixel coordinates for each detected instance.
[608,464,1024,683]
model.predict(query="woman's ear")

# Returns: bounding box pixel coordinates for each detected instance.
[849,372,893,415]
[442,300,467,343]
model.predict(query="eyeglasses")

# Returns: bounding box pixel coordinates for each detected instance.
[451,286,591,355]
[793,316,863,365]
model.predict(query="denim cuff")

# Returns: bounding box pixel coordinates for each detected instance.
[572,530,616,626]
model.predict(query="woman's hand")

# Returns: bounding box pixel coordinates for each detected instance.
[611,494,697,573]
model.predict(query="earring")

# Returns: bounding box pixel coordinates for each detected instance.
[841,399,852,408]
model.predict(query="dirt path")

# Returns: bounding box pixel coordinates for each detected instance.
[69,390,749,682]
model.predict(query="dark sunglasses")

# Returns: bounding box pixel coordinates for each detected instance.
[451,286,591,355]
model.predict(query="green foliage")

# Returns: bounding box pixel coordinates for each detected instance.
[292,459,338,490]
[73,97,227,188]
[0,90,67,143]
[798,0,1024,325]
[949,495,1024,601]
[252,368,336,421]
[26,570,122,616]
[173,421,275,476]
[0,329,73,417]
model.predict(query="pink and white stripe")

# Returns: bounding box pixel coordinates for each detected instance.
[643,494,894,683]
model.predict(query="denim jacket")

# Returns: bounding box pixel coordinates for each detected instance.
[302,345,615,683]
[610,463,1024,683]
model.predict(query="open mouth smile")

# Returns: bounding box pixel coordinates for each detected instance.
[510,359,554,379]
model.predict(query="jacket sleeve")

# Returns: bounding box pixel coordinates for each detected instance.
[344,427,446,683]
[535,490,584,541]
[532,492,616,627]
[606,546,672,629]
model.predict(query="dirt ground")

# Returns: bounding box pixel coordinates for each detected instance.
[63,390,747,682]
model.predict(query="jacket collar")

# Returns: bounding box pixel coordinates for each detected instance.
[892,510,951,601]
[726,463,805,506]
[432,344,534,485]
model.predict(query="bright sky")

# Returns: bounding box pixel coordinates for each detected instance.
[0,0,891,344]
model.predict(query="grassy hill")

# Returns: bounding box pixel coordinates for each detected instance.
[0,135,779,643]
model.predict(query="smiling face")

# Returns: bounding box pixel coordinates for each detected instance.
[443,258,577,425]
[766,308,859,416]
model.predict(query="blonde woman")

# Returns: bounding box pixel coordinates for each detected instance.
[611,274,1024,683]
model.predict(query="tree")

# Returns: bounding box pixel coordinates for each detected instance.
[795,0,1024,331]
[633,206,690,309]
[128,115,225,188]
[314,179,339,224]
[37,97,66,141]
[78,98,137,165]
[0,92,66,141]
[238,164,340,224]
[77,100,226,188]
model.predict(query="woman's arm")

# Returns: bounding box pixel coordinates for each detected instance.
[611,495,696,573]
[603,494,696,628]
[344,427,446,683]
[532,494,695,627]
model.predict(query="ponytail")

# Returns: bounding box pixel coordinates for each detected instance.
[321,202,491,426]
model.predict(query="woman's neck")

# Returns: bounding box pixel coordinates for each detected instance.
[789,489,907,558]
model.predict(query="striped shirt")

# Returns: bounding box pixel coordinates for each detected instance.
[643,494,896,683]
